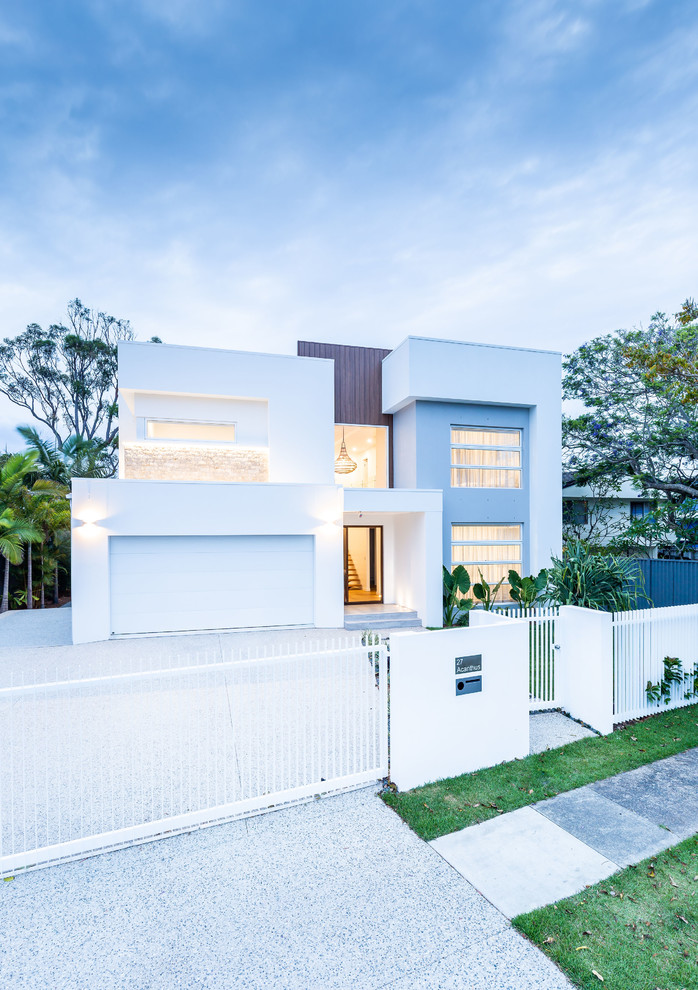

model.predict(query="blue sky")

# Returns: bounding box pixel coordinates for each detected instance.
[1,0,697,440]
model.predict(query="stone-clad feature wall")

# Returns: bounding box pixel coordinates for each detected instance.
[122,443,269,483]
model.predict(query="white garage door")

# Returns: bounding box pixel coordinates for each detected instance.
[110,535,314,635]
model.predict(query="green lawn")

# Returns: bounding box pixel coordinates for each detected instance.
[381,705,698,841]
[514,836,698,990]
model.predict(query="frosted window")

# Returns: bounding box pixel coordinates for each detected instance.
[146,420,237,443]
[451,427,522,488]
[451,523,522,602]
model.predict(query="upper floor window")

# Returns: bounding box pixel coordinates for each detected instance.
[630,500,651,520]
[146,420,237,444]
[563,499,588,526]
[334,425,388,488]
[450,428,521,489]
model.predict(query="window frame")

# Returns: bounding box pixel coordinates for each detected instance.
[143,418,238,445]
[450,426,523,490]
[450,523,523,601]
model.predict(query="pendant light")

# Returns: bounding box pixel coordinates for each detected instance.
[334,428,357,474]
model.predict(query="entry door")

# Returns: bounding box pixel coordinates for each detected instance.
[344,526,383,605]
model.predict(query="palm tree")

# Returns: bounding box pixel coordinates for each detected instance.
[17,426,112,482]
[26,483,70,608]
[0,451,41,612]
[0,509,40,613]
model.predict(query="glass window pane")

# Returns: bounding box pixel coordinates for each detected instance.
[451,467,521,488]
[452,544,522,563]
[452,448,521,467]
[334,425,388,489]
[452,524,522,542]
[451,428,520,447]
[147,420,236,443]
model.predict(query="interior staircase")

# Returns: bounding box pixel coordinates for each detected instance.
[346,552,362,591]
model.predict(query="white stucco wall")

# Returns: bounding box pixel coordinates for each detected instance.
[71,479,344,643]
[389,620,529,790]
[117,342,335,485]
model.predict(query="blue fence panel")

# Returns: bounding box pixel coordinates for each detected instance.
[630,559,698,609]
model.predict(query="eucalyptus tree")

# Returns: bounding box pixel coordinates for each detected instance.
[0,299,161,476]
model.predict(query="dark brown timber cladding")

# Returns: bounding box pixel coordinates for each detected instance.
[297,340,393,486]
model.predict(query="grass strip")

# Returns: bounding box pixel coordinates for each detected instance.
[381,705,698,841]
[514,835,698,990]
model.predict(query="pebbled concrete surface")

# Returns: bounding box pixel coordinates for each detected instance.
[529,711,597,754]
[0,787,571,990]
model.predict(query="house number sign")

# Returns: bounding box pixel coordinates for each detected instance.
[455,655,482,675]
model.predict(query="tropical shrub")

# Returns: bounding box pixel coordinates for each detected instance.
[544,539,646,612]
[508,568,548,608]
[442,565,475,626]
[472,570,505,611]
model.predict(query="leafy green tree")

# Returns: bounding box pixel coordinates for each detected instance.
[0,451,42,612]
[563,304,698,552]
[0,299,161,476]
[24,482,70,608]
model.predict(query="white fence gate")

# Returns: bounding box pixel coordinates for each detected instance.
[0,640,388,878]
[613,603,698,723]
[496,605,559,711]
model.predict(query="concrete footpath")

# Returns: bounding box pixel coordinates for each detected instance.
[431,747,698,918]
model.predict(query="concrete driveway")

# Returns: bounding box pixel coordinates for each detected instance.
[1,787,570,990]
[0,607,361,683]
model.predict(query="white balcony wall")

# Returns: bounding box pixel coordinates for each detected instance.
[117,342,335,485]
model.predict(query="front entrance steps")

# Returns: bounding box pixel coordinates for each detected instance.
[344,603,422,631]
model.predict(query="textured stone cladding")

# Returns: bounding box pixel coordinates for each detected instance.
[123,443,269,482]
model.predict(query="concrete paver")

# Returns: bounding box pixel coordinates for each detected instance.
[534,786,677,866]
[430,749,698,922]
[431,806,618,918]
[590,748,698,839]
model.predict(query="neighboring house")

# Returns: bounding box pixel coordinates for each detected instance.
[562,480,659,555]
[70,337,562,643]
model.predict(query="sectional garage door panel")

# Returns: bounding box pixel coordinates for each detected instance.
[110,535,314,634]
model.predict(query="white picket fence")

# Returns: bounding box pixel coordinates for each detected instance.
[0,639,388,878]
[613,603,698,723]
[495,605,559,710]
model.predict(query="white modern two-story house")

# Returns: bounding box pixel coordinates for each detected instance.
[70,336,562,643]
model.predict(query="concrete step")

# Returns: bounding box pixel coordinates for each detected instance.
[344,610,422,631]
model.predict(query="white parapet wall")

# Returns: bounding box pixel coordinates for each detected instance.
[389,617,529,791]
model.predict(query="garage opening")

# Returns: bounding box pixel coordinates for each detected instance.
[109,535,314,635]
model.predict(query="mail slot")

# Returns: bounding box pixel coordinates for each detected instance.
[456,675,482,696]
